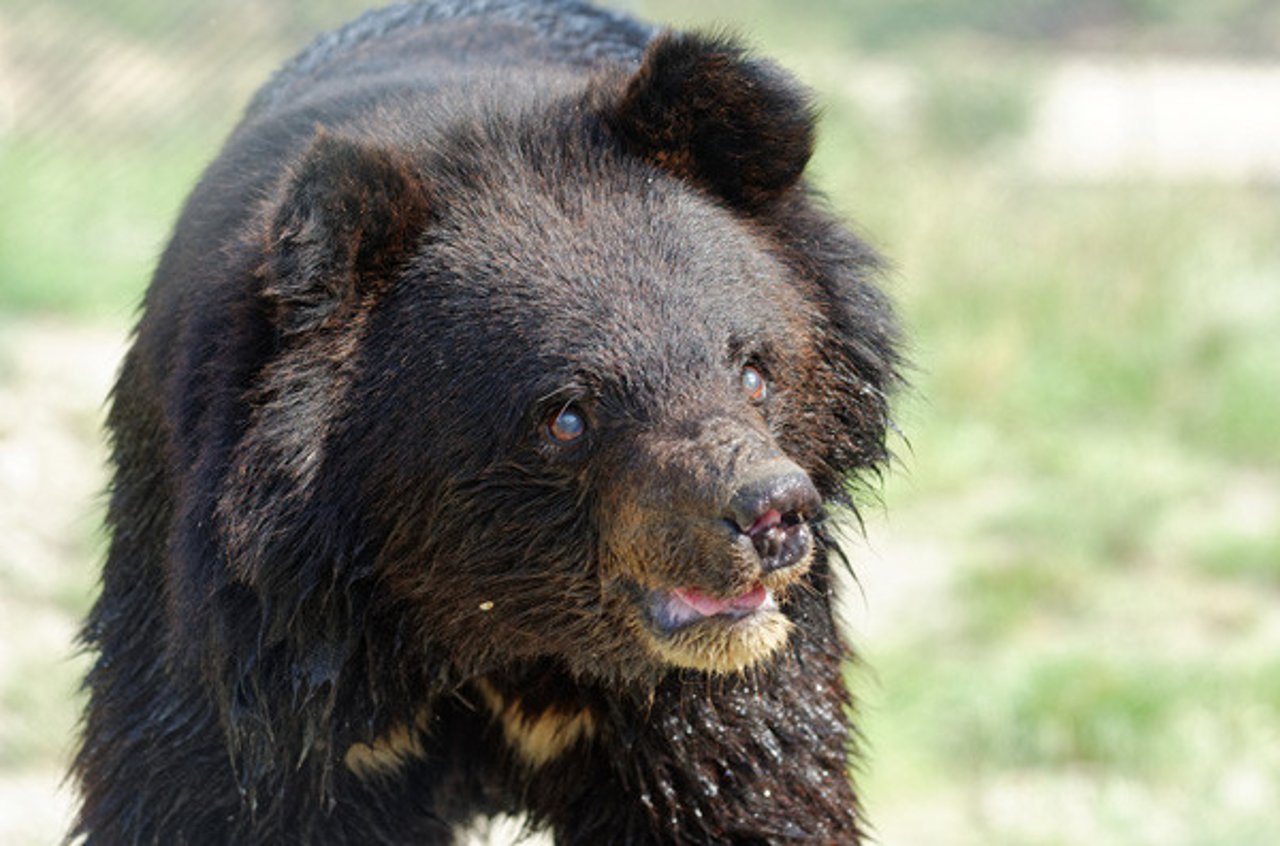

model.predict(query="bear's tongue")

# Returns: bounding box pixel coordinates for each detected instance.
[670,584,769,618]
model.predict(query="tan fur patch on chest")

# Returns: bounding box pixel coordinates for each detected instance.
[343,712,428,778]
[475,679,596,769]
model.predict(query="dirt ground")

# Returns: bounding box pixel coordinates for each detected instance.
[0,320,125,843]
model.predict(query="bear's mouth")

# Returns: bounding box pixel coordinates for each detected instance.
[647,583,779,634]
[621,506,816,673]
[637,581,794,674]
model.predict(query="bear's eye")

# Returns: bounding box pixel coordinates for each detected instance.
[546,404,587,444]
[741,365,767,404]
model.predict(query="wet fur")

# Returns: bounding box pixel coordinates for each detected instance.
[72,1,901,843]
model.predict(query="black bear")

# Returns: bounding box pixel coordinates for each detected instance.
[73,1,901,843]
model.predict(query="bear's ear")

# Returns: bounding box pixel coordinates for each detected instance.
[601,32,817,210]
[263,132,431,334]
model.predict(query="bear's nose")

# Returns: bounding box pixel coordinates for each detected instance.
[726,461,821,573]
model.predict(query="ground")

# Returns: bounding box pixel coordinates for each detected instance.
[0,321,122,844]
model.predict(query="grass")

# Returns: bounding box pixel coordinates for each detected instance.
[782,18,1280,840]
[3,1,1279,844]
[1196,534,1280,586]
[0,133,217,318]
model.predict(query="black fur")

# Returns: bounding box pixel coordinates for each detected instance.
[73,1,901,843]
[601,32,818,209]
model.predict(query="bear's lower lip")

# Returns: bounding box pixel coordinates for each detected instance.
[648,583,778,634]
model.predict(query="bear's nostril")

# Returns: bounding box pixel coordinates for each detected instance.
[747,510,802,563]
[746,508,783,539]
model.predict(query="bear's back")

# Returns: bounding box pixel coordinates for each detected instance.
[247,0,655,120]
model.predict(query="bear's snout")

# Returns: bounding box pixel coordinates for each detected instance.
[599,424,824,673]
[601,422,820,586]
[724,459,820,575]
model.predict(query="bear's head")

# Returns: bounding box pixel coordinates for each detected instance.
[218,34,899,701]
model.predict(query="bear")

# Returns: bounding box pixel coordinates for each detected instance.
[72,0,901,843]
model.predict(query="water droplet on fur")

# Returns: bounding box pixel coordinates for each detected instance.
[756,728,783,764]
[762,788,772,798]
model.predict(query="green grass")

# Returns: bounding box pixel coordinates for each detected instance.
[3,2,1280,843]
[0,651,88,770]
[1196,534,1280,586]
[0,134,219,317]
[790,28,1280,843]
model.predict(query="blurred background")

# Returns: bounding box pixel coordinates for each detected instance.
[2,1,1278,843]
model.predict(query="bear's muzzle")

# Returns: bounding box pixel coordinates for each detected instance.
[600,422,822,673]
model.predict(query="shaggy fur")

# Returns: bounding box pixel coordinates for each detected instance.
[73,1,902,843]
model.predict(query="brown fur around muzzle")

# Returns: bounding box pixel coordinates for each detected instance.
[598,414,820,674]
